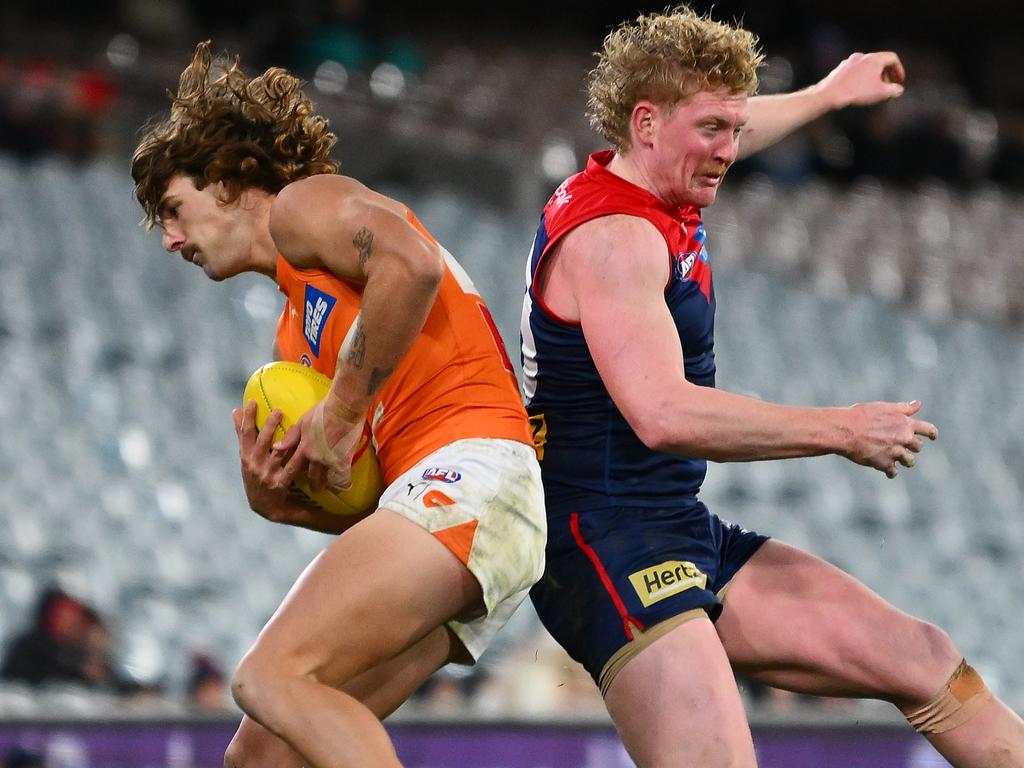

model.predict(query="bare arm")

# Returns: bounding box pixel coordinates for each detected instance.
[271,174,443,419]
[557,215,935,476]
[738,51,906,159]
[270,175,443,488]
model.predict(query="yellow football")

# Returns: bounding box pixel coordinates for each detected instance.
[242,361,384,516]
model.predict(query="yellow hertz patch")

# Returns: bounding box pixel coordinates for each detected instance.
[628,561,708,607]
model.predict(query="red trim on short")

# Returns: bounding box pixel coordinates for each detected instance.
[569,511,644,641]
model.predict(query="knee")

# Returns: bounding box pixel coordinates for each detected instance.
[891,620,962,705]
[230,651,279,720]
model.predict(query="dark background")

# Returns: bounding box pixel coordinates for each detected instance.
[3,0,1023,190]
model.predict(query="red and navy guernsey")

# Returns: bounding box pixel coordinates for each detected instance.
[520,150,717,513]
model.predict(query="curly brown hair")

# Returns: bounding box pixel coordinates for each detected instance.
[132,41,339,229]
[587,5,764,151]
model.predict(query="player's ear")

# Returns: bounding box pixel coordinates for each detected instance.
[631,101,657,148]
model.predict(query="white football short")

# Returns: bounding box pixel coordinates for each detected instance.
[377,437,546,661]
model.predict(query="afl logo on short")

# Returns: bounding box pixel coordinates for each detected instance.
[299,354,312,367]
[422,467,461,483]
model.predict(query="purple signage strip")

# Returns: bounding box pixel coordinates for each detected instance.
[0,720,950,767]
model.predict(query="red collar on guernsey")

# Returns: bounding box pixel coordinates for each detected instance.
[584,150,699,222]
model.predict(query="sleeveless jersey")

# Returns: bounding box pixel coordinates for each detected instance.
[276,210,531,484]
[520,150,716,511]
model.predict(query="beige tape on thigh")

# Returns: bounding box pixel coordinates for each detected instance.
[597,609,706,698]
[901,659,992,734]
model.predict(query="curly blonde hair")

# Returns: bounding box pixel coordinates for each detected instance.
[587,5,764,151]
[132,41,339,229]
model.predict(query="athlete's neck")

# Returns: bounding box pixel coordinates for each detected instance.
[244,190,280,279]
[606,152,670,206]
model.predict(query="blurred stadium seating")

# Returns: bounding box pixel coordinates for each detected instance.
[1,152,1023,721]
[1,4,1023,766]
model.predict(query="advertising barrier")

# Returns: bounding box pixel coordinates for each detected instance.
[0,719,955,767]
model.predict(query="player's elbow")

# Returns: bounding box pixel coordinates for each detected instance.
[623,398,679,452]
[633,415,710,457]
[369,211,444,291]
[632,416,676,453]
[404,240,444,289]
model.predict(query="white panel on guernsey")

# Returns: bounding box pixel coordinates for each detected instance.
[441,247,479,296]
[520,235,540,402]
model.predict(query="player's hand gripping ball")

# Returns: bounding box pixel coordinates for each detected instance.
[243,362,384,515]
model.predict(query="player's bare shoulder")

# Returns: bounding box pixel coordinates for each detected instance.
[269,175,363,266]
[270,174,436,282]
[557,214,668,281]
[540,214,669,322]
[270,174,397,278]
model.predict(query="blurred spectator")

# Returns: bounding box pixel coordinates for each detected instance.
[0,1,1019,194]
[1,586,114,689]
[0,58,115,161]
[186,653,229,711]
[409,669,474,713]
[1,747,45,768]
[992,109,1024,189]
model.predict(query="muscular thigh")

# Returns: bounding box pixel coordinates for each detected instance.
[715,539,956,701]
[227,716,302,768]
[246,509,482,686]
[606,616,756,768]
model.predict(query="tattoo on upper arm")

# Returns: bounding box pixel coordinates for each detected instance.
[353,227,374,267]
[346,318,366,369]
[367,367,392,395]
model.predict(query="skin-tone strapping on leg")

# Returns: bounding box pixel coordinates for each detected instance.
[901,660,992,734]
[598,609,706,697]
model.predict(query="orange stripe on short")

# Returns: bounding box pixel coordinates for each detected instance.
[423,490,456,507]
[433,519,479,566]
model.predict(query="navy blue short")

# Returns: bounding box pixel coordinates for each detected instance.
[530,500,768,685]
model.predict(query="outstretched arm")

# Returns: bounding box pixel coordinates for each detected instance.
[738,51,905,159]
[558,215,936,478]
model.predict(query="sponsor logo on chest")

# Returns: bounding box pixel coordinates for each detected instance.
[302,284,337,358]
